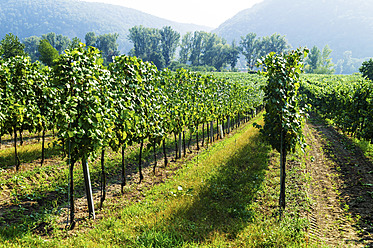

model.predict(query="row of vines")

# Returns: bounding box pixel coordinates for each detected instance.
[0,44,265,228]
[300,74,373,141]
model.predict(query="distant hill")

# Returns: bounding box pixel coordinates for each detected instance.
[0,0,211,53]
[215,0,373,61]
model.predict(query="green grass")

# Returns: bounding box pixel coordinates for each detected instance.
[0,137,62,169]
[0,114,315,247]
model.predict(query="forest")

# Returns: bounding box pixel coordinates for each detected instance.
[1,28,338,74]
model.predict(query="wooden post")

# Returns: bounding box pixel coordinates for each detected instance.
[82,158,95,219]
[178,132,182,158]
[218,124,223,139]
[227,116,230,134]
[210,121,214,143]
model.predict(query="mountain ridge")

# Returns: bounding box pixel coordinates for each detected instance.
[0,0,211,53]
[214,0,373,60]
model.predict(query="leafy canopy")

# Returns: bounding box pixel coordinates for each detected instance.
[359,58,373,81]
[0,33,26,59]
[256,48,308,154]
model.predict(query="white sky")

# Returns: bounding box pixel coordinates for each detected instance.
[81,0,264,28]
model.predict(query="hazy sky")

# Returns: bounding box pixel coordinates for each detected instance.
[81,0,264,28]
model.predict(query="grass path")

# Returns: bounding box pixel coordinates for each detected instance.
[1,113,313,247]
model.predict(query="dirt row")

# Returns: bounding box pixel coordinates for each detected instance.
[305,115,373,247]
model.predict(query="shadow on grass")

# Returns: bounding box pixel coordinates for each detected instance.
[136,132,271,247]
[0,116,259,242]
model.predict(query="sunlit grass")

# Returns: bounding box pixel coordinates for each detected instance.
[0,137,62,169]
[1,113,316,247]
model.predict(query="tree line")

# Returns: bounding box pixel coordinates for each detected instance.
[0,28,353,74]
[0,28,293,71]
[128,27,291,71]
[0,32,120,66]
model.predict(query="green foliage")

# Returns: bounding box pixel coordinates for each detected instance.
[240,33,290,71]
[304,46,320,73]
[227,41,240,70]
[95,33,120,64]
[85,32,97,47]
[68,37,82,50]
[300,74,373,142]
[359,58,373,81]
[178,32,192,64]
[38,39,59,66]
[257,48,308,211]
[52,43,115,161]
[41,32,70,54]
[315,45,335,74]
[257,48,307,154]
[178,31,239,71]
[109,55,164,148]
[0,56,39,134]
[128,26,165,69]
[160,26,180,67]
[304,45,335,74]
[0,33,26,59]
[240,32,257,70]
[23,36,41,62]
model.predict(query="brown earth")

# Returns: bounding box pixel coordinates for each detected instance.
[304,115,373,247]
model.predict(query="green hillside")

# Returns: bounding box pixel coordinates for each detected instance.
[0,0,211,53]
[215,0,373,62]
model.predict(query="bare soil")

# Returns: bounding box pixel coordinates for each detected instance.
[305,114,373,247]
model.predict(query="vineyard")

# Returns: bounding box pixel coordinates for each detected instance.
[0,46,373,247]
[0,44,267,243]
[300,74,373,141]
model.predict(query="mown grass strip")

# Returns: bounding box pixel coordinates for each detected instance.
[1,113,314,247]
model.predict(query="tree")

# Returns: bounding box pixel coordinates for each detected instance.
[179,32,234,71]
[0,56,39,170]
[95,33,120,64]
[304,45,321,73]
[128,26,164,69]
[335,51,356,74]
[267,33,290,54]
[212,43,231,71]
[23,36,42,62]
[38,39,59,66]
[128,25,148,58]
[359,58,373,81]
[179,32,193,64]
[240,33,258,70]
[68,37,82,50]
[189,31,206,66]
[314,45,335,74]
[256,33,290,58]
[41,32,71,54]
[85,32,97,47]
[160,26,180,67]
[42,32,56,49]
[0,33,26,59]
[240,33,290,71]
[143,29,165,69]
[256,48,308,215]
[304,45,335,74]
[55,34,71,53]
[227,41,240,70]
